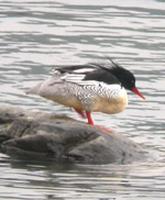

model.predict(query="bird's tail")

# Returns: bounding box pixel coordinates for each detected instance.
[25,82,42,95]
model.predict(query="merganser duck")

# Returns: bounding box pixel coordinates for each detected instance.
[27,59,145,126]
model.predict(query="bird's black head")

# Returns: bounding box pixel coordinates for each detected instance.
[109,64,145,99]
[110,66,136,90]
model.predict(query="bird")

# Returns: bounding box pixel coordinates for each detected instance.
[27,58,145,126]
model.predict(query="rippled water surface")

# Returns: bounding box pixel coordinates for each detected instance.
[0,0,165,199]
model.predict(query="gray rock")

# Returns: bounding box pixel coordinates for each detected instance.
[0,105,147,164]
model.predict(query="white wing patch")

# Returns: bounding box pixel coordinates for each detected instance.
[61,73,86,83]
[73,67,95,73]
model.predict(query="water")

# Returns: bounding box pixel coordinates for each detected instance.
[0,0,165,199]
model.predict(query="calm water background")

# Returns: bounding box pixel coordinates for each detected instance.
[0,0,165,199]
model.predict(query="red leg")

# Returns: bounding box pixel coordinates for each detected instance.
[74,109,86,119]
[86,111,94,126]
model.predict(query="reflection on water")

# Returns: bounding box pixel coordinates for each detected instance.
[0,0,165,199]
[0,156,165,200]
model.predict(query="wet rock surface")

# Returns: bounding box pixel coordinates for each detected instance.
[0,105,147,164]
